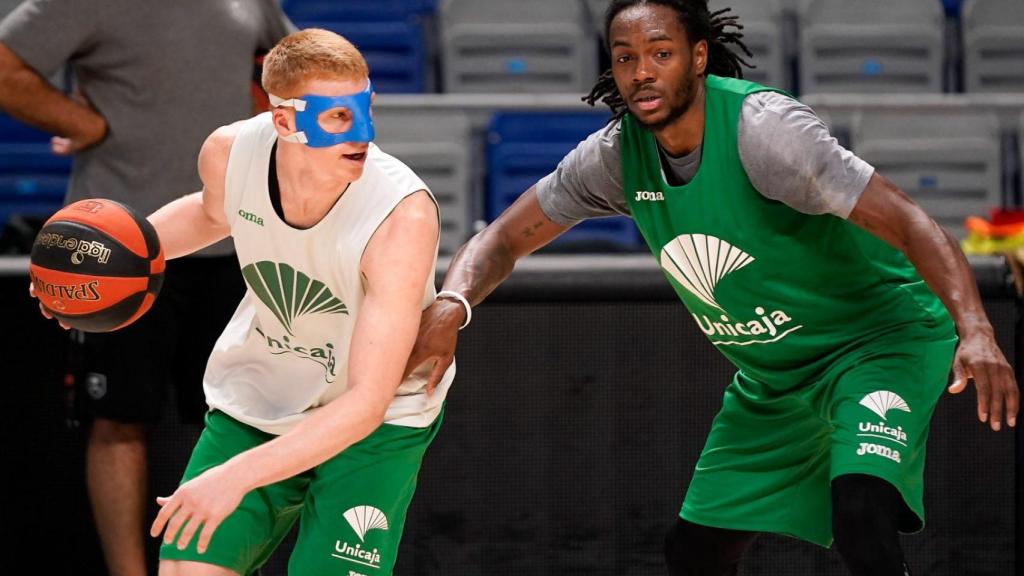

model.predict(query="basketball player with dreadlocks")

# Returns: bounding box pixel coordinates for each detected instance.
[406,1,1018,575]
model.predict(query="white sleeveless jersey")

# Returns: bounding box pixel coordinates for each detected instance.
[203,113,454,435]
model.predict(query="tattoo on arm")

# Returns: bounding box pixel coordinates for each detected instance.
[521,220,544,238]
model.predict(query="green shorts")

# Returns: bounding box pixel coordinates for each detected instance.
[681,335,956,547]
[159,409,443,575]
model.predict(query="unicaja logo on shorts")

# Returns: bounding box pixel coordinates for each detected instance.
[332,506,389,570]
[856,391,911,464]
[859,391,911,420]
[660,234,802,346]
[241,261,348,335]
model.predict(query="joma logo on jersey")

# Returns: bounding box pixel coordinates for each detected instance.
[660,234,803,346]
[238,209,264,226]
[635,190,665,202]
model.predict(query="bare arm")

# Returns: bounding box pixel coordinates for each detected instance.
[405,187,570,387]
[152,190,441,553]
[848,172,1018,430]
[0,42,106,152]
[147,125,238,259]
[446,186,568,305]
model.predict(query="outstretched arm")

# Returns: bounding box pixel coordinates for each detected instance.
[848,172,1018,431]
[404,186,570,389]
[150,190,441,553]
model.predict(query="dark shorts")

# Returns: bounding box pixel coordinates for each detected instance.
[72,255,244,425]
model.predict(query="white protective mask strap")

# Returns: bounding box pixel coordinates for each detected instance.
[267,93,307,111]
[267,93,309,144]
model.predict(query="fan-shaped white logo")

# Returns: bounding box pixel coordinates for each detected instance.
[660,234,755,310]
[344,506,389,542]
[859,391,911,420]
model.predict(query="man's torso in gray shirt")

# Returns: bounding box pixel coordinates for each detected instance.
[0,0,291,254]
[536,91,875,225]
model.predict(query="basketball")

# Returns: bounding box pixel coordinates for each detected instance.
[29,199,165,332]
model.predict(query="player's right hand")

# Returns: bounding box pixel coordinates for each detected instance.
[29,282,70,330]
[404,299,464,395]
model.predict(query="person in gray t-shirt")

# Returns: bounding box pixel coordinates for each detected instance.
[0,2,289,574]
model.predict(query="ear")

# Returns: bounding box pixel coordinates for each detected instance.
[693,39,708,76]
[271,108,297,138]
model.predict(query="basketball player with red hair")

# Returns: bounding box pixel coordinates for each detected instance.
[127,29,450,576]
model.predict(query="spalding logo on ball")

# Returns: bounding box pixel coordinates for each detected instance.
[30,199,165,332]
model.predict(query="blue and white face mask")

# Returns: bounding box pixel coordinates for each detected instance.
[268,80,375,147]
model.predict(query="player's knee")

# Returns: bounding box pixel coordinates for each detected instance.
[832,474,905,576]
[90,418,146,444]
[664,519,748,576]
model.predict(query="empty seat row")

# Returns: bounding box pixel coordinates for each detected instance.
[484,111,637,250]
[281,0,437,93]
[850,110,1002,236]
[4,104,1017,250]
[274,0,1024,96]
[0,0,1018,96]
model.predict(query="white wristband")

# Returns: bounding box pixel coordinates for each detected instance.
[436,290,472,330]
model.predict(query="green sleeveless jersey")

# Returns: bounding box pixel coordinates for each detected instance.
[622,75,954,388]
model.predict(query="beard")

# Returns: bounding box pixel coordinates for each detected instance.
[633,71,700,133]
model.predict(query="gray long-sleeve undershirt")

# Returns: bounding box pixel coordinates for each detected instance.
[535,91,875,225]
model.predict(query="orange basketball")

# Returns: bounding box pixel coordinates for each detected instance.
[29,199,165,332]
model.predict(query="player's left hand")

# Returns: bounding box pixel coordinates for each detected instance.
[150,463,246,554]
[949,329,1018,432]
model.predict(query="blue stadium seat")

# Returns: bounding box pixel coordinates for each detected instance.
[943,0,963,16]
[0,114,69,234]
[487,111,641,251]
[800,0,945,94]
[440,0,599,93]
[281,0,435,19]
[283,0,435,93]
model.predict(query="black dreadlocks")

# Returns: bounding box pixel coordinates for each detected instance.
[583,0,754,120]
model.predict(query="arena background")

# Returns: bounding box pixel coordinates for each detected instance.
[1,0,1023,574]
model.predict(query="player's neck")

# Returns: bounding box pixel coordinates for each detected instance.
[652,82,706,158]
[274,146,353,228]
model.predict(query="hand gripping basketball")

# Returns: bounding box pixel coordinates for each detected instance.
[28,199,165,332]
